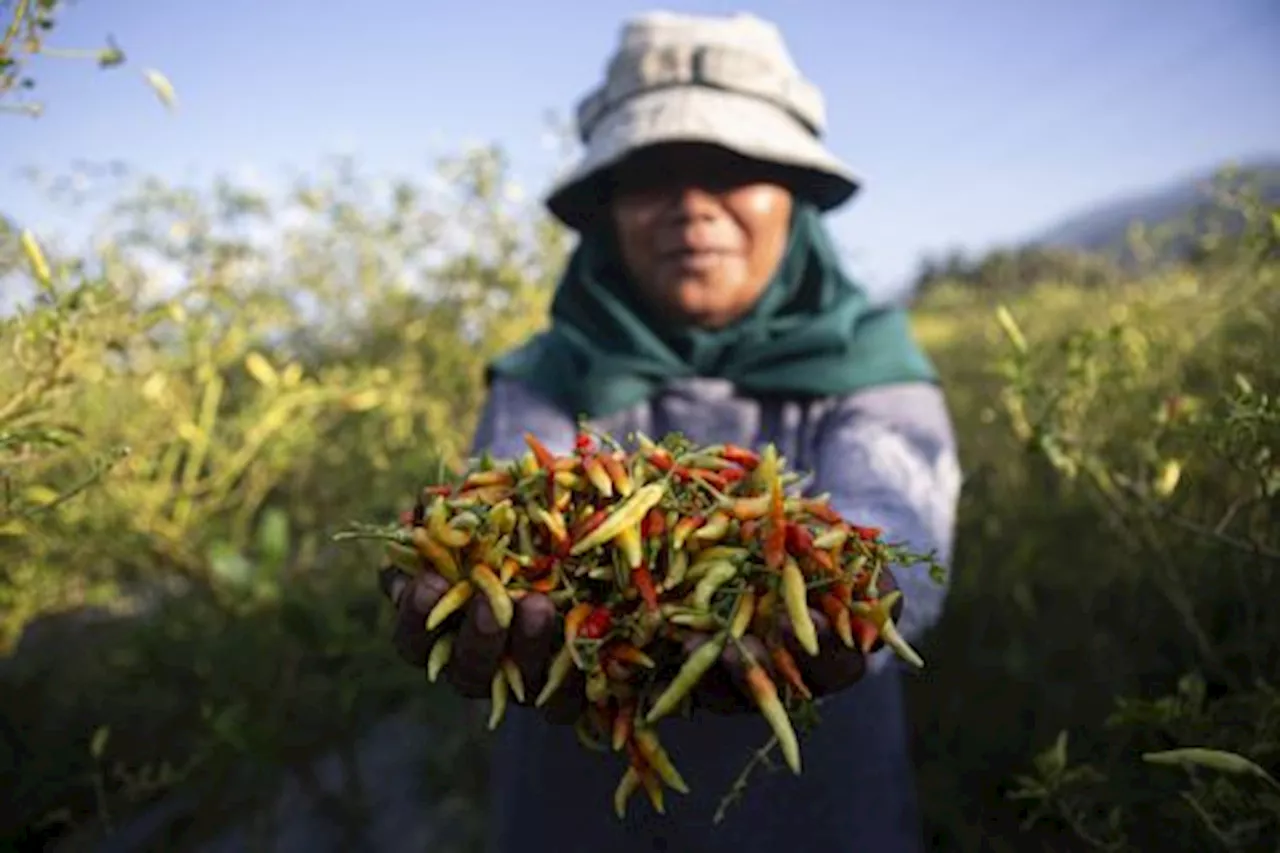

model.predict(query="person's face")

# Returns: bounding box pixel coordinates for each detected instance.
[608,143,793,330]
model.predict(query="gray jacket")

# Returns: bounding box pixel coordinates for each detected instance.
[473,375,961,853]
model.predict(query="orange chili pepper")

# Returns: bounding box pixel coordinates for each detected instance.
[632,563,660,612]
[720,444,760,469]
[818,592,854,648]
[743,662,801,774]
[583,454,614,497]
[564,601,593,646]
[608,642,656,669]
[729,494,771,521]
[640,507,666,539]
[612,701,634,751]
[850,614,881,653]
[671,515,704,550]
[523,431,557,471]
[770,644,813,701]
[646,448,676,472]
[602,453,633,496]
[802,498,843,525]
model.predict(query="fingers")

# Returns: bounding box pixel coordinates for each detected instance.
[445,595,509,699]
[391,571,453,668]
[782,607,865,696]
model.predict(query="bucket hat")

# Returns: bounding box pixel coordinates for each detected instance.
[546,11,860,229]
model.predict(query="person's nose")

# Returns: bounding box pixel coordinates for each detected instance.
[664,184,720,223]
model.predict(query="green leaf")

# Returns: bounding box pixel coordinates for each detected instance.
[1033,730,1070,780]
[1143,747,1279,788]
[256,507,291,569]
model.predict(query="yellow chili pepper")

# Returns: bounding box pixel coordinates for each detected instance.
[671,515,703,550]
[613,766,642,819]
[426,633,454,683]
[744,661,801,774]
[584,456,614,498]
[640,768,666,814]
[500,657,526,703]
[427,499,471,548]
[488,668,509,730]
[463,469,513,489]
[570,484,666,555]
[852,590,924,669]
[535,644,575,708]
[471,563,513,629]
[691,510,731,543]
[499,556,519,585]
[426,580,473,631]
[729,587,756,639]
[411,526,460,583]
[616,524,644,570]
[691,561,738,611]
[633,728,690,794]
[602,454,633,496]
[661,548,690,591]
[529,504,568,544]
[782,556,819,656]
[812,526,849,551]
[645,631,727,724]
[727,493,771,521]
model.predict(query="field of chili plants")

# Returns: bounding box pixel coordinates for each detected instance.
[1,149,1276,852]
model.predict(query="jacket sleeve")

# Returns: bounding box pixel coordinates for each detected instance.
[469,376,579,459]
[810,382,962,650]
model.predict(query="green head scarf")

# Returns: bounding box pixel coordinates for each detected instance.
[487,203,937,420]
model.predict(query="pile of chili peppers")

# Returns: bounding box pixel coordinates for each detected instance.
[343,429,927,819]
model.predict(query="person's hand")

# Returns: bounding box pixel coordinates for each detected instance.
[379,566,584,724]
[689,567,904,714]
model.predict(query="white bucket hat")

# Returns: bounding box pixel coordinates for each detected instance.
[546,11,861,229]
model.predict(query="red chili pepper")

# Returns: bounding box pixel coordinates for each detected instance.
[803,500,843,525]
[640,508,666,539]
[764,521,787,571]
[526,555,556,579]
[718,467,746,484]
[574,431,596,455]
[632,564,659,612]
[720,444,760,469]
[784,522,815,557]
[572,508,610,542]
[524,432,558,471]
[693,469,729,490]
[581,606,614,639]
[647,449,676,472]
[852,525,881,541]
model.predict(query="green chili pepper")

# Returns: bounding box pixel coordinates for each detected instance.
[644,631,727,724]
[691,561,738,610]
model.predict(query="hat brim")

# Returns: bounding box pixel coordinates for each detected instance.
[545,86,860,230]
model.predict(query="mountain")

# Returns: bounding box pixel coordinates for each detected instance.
[1031,154,1280,259]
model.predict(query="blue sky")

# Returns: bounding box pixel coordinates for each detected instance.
[3,0,1278,300]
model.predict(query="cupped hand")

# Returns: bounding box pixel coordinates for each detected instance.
[379,566,583,724]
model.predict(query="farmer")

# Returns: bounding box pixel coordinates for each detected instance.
[383,10,961,853]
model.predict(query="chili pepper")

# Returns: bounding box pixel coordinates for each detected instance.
[850,614,881,654]
[645,447,676,473]
[691,561,738,611]
[426,633,454,683]
[640,507,666,539]
[602,453,633,496]
[535,644,575,708]
[554,470,580,490]
[720,443,760,469]
[607,705,632,753]
[463,469,514,489]
[718,466,746,484]
[584,455,614,498]
[691,510,731,543]
[580,606,613,640]
[498,556,519,585]
[613,766,642,819]
[782,557,820,655]
[785,522,815,557]
[489,500,517,534]
[586,667,610,705]
[661,548,689,591]
[671,514,704,549]
[529,504,568,545]
[645,631,727,724]
[729,587,756,639]
[411,527,460,583]
[500,657,526,703]
[812,526,848,551]
[769,643,812,701]
[570,483,666,555]
[488,668,509,731]
[616,524,644,570]
[852,524,882,541]
[632,563,659,612]
[691,468,730,490]
[802,498,843,525]
[564,601,593,644]
[852,591,923,668]
[471,563,513,629]
[426,579,473,631]
[666,610,720,631]
[763,518,787,571]
[523,431,557,471]
[633,728,691,794]
[608,643,655,669]
[385,542,422,574]
[728,494,771,521]
[739,519,760,540]
[574,431,596,455]
[743,661,801,774]
[570,508,609,543]
[640,767,666,814]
